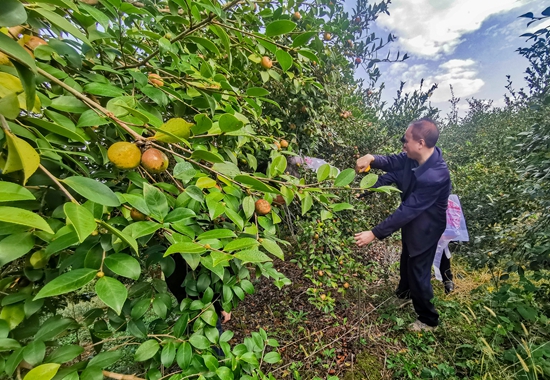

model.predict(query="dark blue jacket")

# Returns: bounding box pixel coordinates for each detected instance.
[370,147,451,257]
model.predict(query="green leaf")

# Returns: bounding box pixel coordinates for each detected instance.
[95,276,127,315]
[161,341,176,368]
[292,32,316,47]
[275,49,293,72]
[101,222,139,254]
[270,155,287,177]
[240,279,255,295]
[261,239,284,260]
[22,363,60,380]
[64,202,97,242]
[62,177,121,207]
[219,113,244,132]
[212,162,241,178]
[189,334,210,350]
[173,162,198,183]
[233,249,272,264]
[0,207,54,234]
[0,33,37,72]
[88,350,123,369]
[224,207,243,231]
[317,164,330,182]
[134,339,159,362]
[246,87,270,97]
[13,61,37,113]
[360,173,378,189]
[370,185,400,194]
[34,8,91,46]
[77,110,109,128]
[192,113,213,135]
[263,351,281,364]
[301,192,312,215]
[24,117,85,142]
[23,341,46,367]
[201,309,218,327]
[44,345,83,364]
[34,268,97,300]
[83,83,125,98]
[242,196,255,219]
[234,175,280,194]
[0,93,20,119]
[0,0,27,27]
[265,20,296,36]
[197,229,236,240]
[176,342,192,369]
[223,238,258,252]
[190,150,224,164]
[187,36,220,55]
[49,96,88,113]
[184,185,204,203]
[0,232,34,267]
[320,209,332,221]
[143,183,169,222]
[164,242,206,256]
[331,202,354,212]
[0,338,21,352]
[4,131,40,184]
[334,168,356,187]
[298,49,319,63]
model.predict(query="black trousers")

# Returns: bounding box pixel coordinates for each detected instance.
[397,240,439,326]
[439,252,453,282]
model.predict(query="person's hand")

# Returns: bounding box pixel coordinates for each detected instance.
[221,311,231,323]
[354,231,376,247]
[356,154,374,173]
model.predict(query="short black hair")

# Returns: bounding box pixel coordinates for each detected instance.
[409,118,439,148]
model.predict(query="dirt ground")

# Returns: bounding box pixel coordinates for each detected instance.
[224,240,403,379]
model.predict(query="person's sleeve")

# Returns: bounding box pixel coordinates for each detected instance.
[372,180,446,239]
[371,153,408,172]
[358,172,398,199]
[373,171,399,188]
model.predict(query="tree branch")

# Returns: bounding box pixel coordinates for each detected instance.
[39,164,78,203]
[36,67,144,141]
[123,0,242,69]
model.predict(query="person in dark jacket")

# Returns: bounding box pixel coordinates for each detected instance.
[354,118,451,331]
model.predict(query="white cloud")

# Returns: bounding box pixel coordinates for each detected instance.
[376,0,536,58]
[399,59,485,103]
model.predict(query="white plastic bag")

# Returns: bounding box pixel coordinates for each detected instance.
[433,195,469,281]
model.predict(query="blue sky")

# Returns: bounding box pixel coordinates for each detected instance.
[349,0,550,115]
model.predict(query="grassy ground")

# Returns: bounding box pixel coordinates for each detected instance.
[225,247,550,380]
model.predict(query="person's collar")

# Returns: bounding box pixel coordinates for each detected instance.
[414,147,440,177]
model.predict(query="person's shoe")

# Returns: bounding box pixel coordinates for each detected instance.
[408,319,436,332]
[444,281,455,294]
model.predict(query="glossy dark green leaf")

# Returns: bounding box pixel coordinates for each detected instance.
[62,177,120,207]
[191,150,224,164]
[64,202,97,242]
[0,232,34,267]
[22,340,46,367]
[0,0,27,27]
[246,87,270,97]
[95,276,127,315]
[34,269,97,300]
[334,168,356,187]
[275,49,293,72]
[44,345,83,364]
[134,339,159,362]
[83,83,126,98]
[265,20,296,36]
[88,350,123,369]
